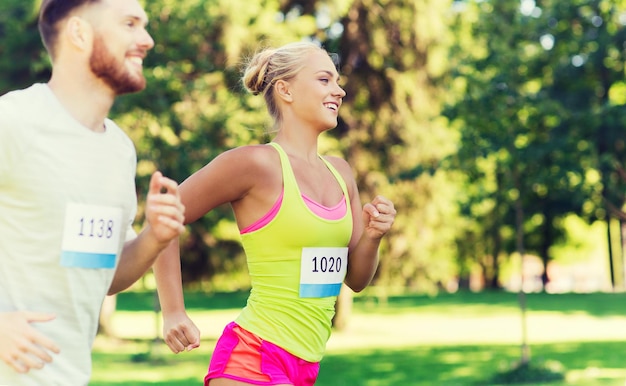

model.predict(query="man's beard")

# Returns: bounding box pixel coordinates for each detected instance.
[89,35,146,95]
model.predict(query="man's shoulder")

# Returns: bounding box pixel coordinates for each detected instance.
[0,83,48,112]
[103,118,135,148]
[1,83,46,99]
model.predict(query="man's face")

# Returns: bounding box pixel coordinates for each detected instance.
[87,0,154,95]
[89,33,146,95]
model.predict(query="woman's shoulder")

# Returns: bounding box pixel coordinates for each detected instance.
[322,154,357,194]
[217,144,280,171]
[225,143,277,160]
[322,154,352,175]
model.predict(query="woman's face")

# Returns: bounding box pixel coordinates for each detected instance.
[287,50,346,131]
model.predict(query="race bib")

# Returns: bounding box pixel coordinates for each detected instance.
[299,247,348,298]
[60,203,123,269]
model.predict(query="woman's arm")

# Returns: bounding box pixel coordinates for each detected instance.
[329,157,396,292]
[152,237,200,353]
[345,194,395,292]
[153,145,280,352]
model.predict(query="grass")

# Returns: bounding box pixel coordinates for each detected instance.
[90,290,626,385]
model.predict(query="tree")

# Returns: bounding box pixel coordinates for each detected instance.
[334,0,460,293]
[444,0,598,290]
[115,0,463,296]
[113,0,328,289]
[537,0,626,289]
[0,0,49,94]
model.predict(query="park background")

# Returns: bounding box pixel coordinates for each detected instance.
[3,0,626,384]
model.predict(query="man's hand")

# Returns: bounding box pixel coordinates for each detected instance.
[144,171,186,244]
[0,311,60,373]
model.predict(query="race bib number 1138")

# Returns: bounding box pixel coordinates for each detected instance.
[60,203,123,269]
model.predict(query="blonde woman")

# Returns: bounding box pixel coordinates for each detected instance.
[154,41,396,386]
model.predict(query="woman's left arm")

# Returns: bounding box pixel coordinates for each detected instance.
[330,158,396,292]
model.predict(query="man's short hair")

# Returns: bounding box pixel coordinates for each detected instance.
[38,0,101,58]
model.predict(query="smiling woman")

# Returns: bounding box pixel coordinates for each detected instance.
[151,41,396,386]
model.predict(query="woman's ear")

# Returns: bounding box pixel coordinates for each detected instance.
[274,80,293,103]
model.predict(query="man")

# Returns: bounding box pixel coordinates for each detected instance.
[0,0,185,384]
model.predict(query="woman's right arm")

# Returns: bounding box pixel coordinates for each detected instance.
[152,238,199,353]
[152,145,279,353]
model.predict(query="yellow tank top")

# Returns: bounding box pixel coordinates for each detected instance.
[235,142,353,362]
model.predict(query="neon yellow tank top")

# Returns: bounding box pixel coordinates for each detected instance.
[235,142,353,362]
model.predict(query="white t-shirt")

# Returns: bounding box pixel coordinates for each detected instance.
[0,84,138,386]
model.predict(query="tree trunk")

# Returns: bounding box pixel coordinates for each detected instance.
[539,211,553,290]
[621,219,626,289]
[607,217,616,291]
[332,284,353,331]
[514,172,530,365]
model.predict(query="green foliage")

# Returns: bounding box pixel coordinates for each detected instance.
[335,0,460,292]
[445,0,626,288]
[114,0,463,290]
[0,0,49,94]
[113,0,331,284]
[3,0,623,293]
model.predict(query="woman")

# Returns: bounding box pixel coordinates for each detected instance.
[153,41,396,386]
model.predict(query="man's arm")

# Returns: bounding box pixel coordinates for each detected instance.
[108,171,185,295]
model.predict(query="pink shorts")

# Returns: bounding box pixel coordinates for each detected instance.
[204,322,319,386]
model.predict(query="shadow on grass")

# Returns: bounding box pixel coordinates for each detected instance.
[318,344,519,386]
[91,340,626,386]
[91,340,208,386]
[317,341,626,386]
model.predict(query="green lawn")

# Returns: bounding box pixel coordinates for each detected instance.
[90,291,626,385]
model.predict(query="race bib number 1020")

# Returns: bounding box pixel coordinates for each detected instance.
[299,247,348,298]
[60,203,123,269]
